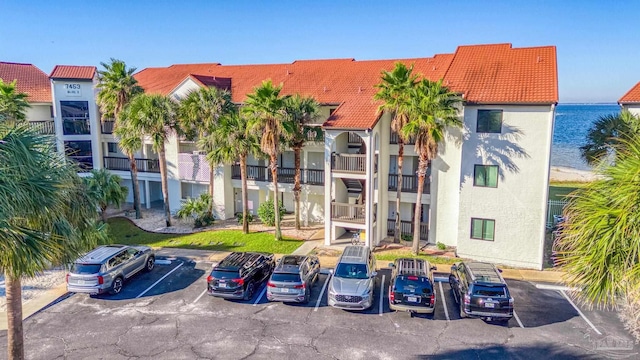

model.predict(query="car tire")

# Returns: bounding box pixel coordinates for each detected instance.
[144,256,155,272]
[110,277,124,295]
[243,282,255,301]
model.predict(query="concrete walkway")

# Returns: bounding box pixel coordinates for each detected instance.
[0,284,68,331]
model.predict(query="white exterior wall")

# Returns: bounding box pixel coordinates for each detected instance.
[623,104,640,117]
[454,105,555,269]
[25,103,52,121]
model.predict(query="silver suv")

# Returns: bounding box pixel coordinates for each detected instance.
[328,246,377,310]
[66,245,155,295]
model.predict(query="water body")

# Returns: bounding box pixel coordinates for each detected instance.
[551,103,620,170]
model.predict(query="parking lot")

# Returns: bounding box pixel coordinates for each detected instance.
[0,256,637,360]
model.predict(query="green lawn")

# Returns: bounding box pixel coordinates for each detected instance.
[548,182,587,201]
[374,251,458,265]
[107,217,303,254]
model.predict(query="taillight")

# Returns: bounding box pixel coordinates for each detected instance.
[234,278,244,286]
[389,290,395,302]
[97,276,104,285]
[509,297,514,306]
[65,274,70,283]
[207,275,213,283]
[267,282,276,287]
[293,284,305,289]
[463,294,471,305]
[430,294,435,305]
[407,276,418,280]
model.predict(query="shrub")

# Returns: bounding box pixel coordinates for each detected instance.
[257,199,286,227]
[401,234,412,242]
[177,193,214,228]
[236,212,254,224]
[437,242,446,250]
[194,212,215,228]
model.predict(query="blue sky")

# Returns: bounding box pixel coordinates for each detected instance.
[1,1,638,103]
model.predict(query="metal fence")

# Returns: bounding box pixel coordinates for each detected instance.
[547,200,567,229]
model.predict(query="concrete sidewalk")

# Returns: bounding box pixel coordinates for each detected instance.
[0,284,68,331]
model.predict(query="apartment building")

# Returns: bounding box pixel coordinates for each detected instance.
[6,43,558,269]
[620,82,640,115]
[0,62,53,133]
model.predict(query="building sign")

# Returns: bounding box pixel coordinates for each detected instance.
[64,83,82,97]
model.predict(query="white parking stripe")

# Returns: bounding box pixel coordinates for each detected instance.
[513,310,525,328]
[154,259,172,265]
[136,261,184,299]
[438,281,450,322]
[253,285,267,306]
[193,289,207,304]
[315,274,331,312]
[379,275,385,316]
[560,290,602,335]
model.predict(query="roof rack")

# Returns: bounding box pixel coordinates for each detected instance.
[467,263,504,284]
[397,258,430,277]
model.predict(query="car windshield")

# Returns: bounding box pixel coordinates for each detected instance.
[334,263,368,279]
[270,273,301,283]
[394,276,432,294]
[473,285,507,297]
[71,263,101,274]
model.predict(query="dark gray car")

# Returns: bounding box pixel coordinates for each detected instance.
[266,255,320,303]
[66,245,155,295]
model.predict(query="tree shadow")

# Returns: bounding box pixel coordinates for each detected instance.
[422,343,602,360]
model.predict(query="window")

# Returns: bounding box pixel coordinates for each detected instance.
[471,218,495,241]
[64,140,93,170]
[61,101,90,135]
[107,142,118,153]
[476,110,502,133]
[181,182,209,199]
[474,165,498,187]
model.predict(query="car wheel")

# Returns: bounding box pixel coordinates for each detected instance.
[110,277,124,295]
[243,282,255,301]
[144,257,155,272]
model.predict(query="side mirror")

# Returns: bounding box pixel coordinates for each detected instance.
[450,265,458,272]
[371,271,378,278]
[388,263,395,268]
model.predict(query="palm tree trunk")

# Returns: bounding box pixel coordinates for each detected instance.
[6,273,24,360]
[394,140,404,243]
[101,205,108,222]
[270,154,282,240]
[158,145,172,227]
[293,146,302,230]
[240,155,249,234]
[128,154,143,219]
[208,166,215,217]
[412,156,428,255]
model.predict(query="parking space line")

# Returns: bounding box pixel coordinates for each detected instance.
[315,274,331,312]
[560,290,602,335]
[379,275,385,316]
[253,285,267,306]
[135,261,184,299]
[513,310,525,328]
[193,289,207,304]
[438,281,450,322]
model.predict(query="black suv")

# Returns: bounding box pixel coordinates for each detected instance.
[266,255,320,303]
[449,261,513,322]
[207,252,275,300]
[388,258,437,314]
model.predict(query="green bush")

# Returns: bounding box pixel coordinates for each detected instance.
[401,234,412,242]
[177,193,214,228]
[194,212,215,228]
[257,199,286,227]
[236,212,254,224]
[437,242,446,250]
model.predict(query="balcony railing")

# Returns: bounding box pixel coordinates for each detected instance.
[390,131,415,145]
[388,174,430,194]
[331,202,365,224]
[332,153,366,173]
[103,156,160,173]
[348,132,363,145]
[101,120,115,134]
[62,118,90,135]
[231,164,324,185]
[27,120,55,135]
[387,219,429,240]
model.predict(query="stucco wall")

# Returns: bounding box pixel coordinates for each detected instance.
[25,104,52,121]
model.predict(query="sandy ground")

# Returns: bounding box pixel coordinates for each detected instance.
[0,270,66,311]
[550,166,602,182]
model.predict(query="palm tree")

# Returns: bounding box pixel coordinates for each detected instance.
[200,110,262,234]
[96,58,144,219]
[113,121,143,218]
[178,86,235,217]
[402,79,462,254]
[243,80,289,240]
[374,63,418,243]
[124,94,180,227]
[84,168,128,222]
[0,79,30,125]
[1,124,106,360]
[580,110,640,166]
[283,95,320,230]
[556,134,640,317]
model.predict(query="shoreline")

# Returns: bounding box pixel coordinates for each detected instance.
[550,165,601,182]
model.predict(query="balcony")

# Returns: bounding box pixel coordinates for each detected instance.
[331,202,376,224]
[27,120,55,135]
[178,153,210,182]
[387,219,428,240]
[388,174,430,194]
[101,120,115,134]
[231,165,324,185]
[390,131,415,145]
[62,118,90,135]
[103,156,160,173]
[332,153,365,173]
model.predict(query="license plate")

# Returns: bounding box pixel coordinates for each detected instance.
[218,282,227,288]
[485,302,495,308]
[407,296,419,303]
[281,288,290,293]
[77,280,85,285]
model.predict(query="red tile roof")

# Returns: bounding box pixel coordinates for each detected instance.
[134,43,558,129]
[619,81,640,104]
[50,65,96,80]
[0,62,51,102]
